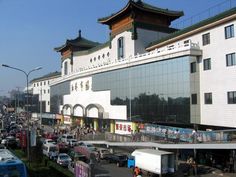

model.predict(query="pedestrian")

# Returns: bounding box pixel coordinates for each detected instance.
[175,129,180,143]
[134,166,141,177]
[165,129,168,142]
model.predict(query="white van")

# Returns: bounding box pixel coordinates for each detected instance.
[42,143,58,160]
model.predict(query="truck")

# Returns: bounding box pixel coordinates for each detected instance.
[131,149,175,176]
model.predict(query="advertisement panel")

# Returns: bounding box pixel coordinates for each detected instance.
[115,121,132,135]
[75,161,89,177]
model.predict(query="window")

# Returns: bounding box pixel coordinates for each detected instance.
[204,93,212,104]
[225,24,234,39]
[202,33,210,46]
[64,61,68,75]
[37,83,39,86]
[34,83,35,87]
[48,89,50,93]
[228,91,236,104]
[190,62,196,73]
[48,101,50,105]
[48,81,50,84]
[44,90,46,94]
[118,37,124,59]
[226,53,236,66]
[44,81,46,85]
[191,94,197,104]
[203,58,211,70]
[40,82,42,86]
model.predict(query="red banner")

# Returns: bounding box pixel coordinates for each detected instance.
[20,130,27,148]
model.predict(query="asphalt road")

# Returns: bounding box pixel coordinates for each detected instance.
[94,161,133,177]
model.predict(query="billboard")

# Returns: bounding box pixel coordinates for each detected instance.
[75,161,89,177]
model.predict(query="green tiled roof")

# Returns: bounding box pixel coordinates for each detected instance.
[147,7,236,49]
[30,71,61,83]
[74,41,110,56]
[54,33,100,52]
[98,0,183,24]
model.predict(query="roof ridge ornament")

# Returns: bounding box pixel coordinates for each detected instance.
[79,30,81,38]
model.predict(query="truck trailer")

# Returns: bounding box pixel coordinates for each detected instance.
[131,149,175,176]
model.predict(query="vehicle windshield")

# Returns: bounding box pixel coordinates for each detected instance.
[67,136,73,139]
[60,155,69,159]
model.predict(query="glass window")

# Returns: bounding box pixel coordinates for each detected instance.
[48,81,50,84]
[203,58,211,70]
[40,82,42,86]
[64,61,68,75]
[202,33,210,46]
[226,53,236,66]
[228,91,236,104]
[204,93,212,104]
[225,24,234,39]
[191,94,197,104]
[118,37,124,59]
[48,101,50,105]
[48,89,50,93]
[190,62,196,73]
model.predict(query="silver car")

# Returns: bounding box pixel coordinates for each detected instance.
[56,153,72,167]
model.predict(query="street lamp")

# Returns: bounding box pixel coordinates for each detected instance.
[2,64,42,164]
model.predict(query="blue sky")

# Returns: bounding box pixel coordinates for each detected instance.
[0,0,229,95]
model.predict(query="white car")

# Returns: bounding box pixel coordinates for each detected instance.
[43,139,56,145]
[67,139,78,147]
[78,142,96,152]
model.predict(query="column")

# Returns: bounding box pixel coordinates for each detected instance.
[80,118,84,127]
[110,120,115,133]
[93,119,98,131]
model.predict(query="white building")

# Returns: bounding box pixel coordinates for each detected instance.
[30,71,61,113]
[50,1,236,131]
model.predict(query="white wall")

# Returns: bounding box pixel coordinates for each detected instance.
[161,19,236,127]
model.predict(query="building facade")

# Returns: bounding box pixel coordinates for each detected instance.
[30,71,61,113]
[50,1,236,131]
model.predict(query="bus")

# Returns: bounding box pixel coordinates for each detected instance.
[0,149,27,177]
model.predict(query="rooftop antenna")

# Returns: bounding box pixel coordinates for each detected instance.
[79,29,81,38]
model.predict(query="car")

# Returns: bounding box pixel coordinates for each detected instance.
[42,143,59,160]
[96,148,111,159]
[67,139,78,147]
[61,134,74,144]
[43,139,56,145]
[78,142,96,152]
[56,153,72,167]
[68,150,88,163]
[107,154,128,167]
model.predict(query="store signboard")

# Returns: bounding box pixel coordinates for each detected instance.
[115,121,132,135]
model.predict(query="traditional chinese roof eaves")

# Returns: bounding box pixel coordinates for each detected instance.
[30,71,61,83]
[54,36,101,52]
[74,41,110,56]
[146,7,236,51]
[98,0,183,24]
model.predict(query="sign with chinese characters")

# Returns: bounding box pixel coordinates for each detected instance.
[75,161,89,177]
[115,121,132,135]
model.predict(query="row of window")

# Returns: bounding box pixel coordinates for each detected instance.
[202,24,234,46]
[34,80,50,87]
[90,52,110,63]
[191,91,236,104]
[190,52,236,73]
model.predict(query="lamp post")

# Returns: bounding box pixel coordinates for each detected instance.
[2,64,42,164]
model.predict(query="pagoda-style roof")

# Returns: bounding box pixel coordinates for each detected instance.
[54,30,100,52]
[98,0,184,25]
